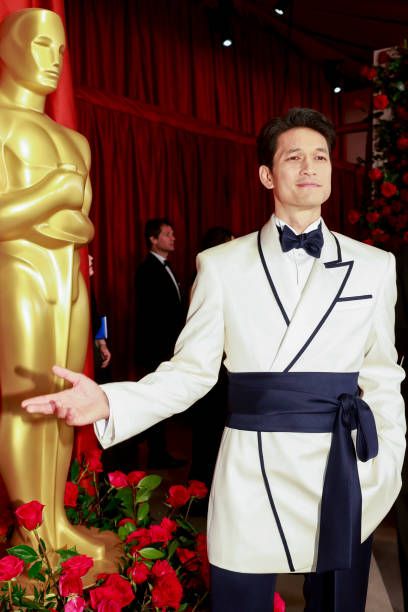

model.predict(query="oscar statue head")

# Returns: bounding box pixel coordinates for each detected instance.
[0,8,65,96]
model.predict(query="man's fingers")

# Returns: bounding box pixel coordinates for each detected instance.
[52,364,83,385]
[23,400,55,414]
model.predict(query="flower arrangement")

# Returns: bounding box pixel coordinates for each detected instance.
[348,45,408,249]
[0,449,286,610]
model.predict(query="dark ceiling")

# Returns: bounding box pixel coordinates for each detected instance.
[232,0,408,89]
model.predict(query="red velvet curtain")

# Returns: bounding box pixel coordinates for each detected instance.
[63,0,362,380]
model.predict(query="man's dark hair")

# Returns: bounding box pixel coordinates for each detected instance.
[144,217,172,249]
[256,107,336,168]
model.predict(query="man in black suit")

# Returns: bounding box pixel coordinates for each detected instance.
[134,218,186,468]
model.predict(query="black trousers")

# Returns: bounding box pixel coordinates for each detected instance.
[210,536,372,612]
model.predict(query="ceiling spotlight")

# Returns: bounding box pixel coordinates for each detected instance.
[222,38,233,47]
[324,61,344,95]
[274,0,290,16]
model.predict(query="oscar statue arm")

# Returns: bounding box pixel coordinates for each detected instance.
[0,167,86,241]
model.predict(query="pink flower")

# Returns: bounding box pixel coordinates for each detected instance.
[61,554,94,577]
[64,596,86,612]
[0,555,24,581]
[64,482,79,508]
[108,471,129,489]
[15,500,44,531]
[167,485,190,508]
[59,573,83,597]
[127,471,146,486]
[274,591,286,612]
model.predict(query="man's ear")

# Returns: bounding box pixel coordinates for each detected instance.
[259,165,274,190]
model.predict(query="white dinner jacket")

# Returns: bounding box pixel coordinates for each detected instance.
[97,216,405,573]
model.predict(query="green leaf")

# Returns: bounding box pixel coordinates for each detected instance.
[137,502,150,522]
[167,539,179,560]
[56,546,79,562]
[115,487,134,516]
[175,517,196,533]
[138,474,162,491]
[135,489,151,504]
[118,522,137,541]
[27,560,43,579]
[177,604,189,612]
[138,547,166,560]
[70,459,80,482]
[7,544,38,563]
[19,597,49,610]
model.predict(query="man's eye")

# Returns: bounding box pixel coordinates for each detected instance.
[316,155,327,161]
[288,156,300,161]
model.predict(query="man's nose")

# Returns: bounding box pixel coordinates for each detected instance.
[300,161,316,175]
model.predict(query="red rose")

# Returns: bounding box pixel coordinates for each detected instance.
[360,66,376,80]
[371,228,389,242]
[149,524,173,545]
[373,198,385,208]
[151,560,174,578]
[366,211,380,224]
[373,94,389,110]
[64,482,79,508]
[347,209,361,225]
[395,214,408,230]
[94,601,121,612]
[79,476,96,496]
[188,480,208,499]
[90,574,134,609]
[0,555,24,581]
[397,137,408,150]
[160,517,177,537]
[59,572,83,597]
[127,471,146,486]
[15,500,44,531]
[363,238,374,245]
[108,471,129,489]
[368,167,383,181]
[127,561,149,584]
[382,205,392,216]
[126,527,151,549]
[61,554,94,577]
[380,182,397,198]
[177,547,200,571]
[152,573,183,610]
[167,485,190,508]
[63,597,86,612]
[84,449,103,473]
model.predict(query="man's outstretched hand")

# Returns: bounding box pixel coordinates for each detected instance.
[21,365,110,426]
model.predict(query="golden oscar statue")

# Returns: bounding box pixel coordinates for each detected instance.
[0,8,117,568]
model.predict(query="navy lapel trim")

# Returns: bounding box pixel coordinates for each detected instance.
[284,234,353,372]
[257,230,290,327]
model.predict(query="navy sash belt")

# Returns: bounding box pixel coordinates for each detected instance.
[227,371,378,573]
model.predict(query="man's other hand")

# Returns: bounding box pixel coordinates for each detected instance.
[21,365,110,426]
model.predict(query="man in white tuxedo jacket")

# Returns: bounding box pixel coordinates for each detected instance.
[23,108,405,612]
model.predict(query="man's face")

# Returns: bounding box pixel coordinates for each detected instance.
[151,224,175,255]
[2,11,65,94]
[260,127,332,216]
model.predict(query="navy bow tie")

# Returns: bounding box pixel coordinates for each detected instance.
[279,223,324,258]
